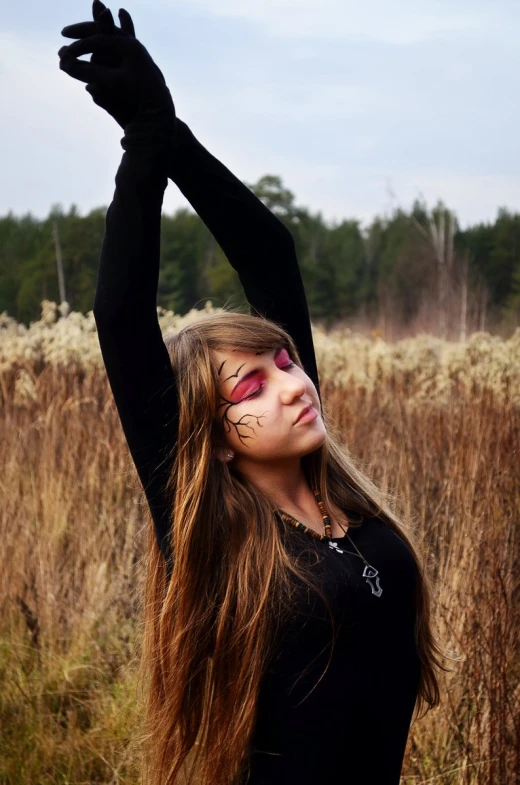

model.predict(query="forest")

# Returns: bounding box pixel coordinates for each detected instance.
[1,173,519,338]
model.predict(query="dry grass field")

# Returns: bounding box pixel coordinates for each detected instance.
[1,301,519,784]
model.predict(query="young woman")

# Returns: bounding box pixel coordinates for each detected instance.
[59,5,445,784]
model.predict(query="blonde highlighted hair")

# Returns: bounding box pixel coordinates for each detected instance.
[140,310,446,785]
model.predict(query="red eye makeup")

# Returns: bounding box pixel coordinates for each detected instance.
[229,347,294,403]
[276,348,292,367]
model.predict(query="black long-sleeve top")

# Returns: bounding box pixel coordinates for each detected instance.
[93,120,421,785]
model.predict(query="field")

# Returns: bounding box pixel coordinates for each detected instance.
[1,300,519,784]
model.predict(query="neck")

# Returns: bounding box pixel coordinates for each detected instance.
[235,457,319,519]
[234,456,351,537]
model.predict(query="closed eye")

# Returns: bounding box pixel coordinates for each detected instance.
[244,362,295,400]
[245,385,265,400]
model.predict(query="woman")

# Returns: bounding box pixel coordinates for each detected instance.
[58,6,445,784]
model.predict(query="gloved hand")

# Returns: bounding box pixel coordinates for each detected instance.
[61,1,140,128]
[58,4,176,134]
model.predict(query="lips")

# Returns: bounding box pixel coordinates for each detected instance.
[295,404,313,424]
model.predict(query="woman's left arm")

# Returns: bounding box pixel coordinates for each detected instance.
[167,120,321,397]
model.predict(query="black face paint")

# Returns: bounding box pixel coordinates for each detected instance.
[217,396,267,446]
[217,350,267,447]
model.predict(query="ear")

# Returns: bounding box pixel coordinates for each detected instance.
[215,445,234,463]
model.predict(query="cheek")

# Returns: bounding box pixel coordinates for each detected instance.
[233,396,271,417]
[226,396,278,439]
[219,393,270,427]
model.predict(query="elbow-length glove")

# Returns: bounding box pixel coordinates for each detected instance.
[58,1,176,144]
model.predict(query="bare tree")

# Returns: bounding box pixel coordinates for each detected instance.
[459,250,469,342]
[52,221,67,307]
[412,204,455,339]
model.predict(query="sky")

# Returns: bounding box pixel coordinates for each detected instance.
[1,0,519,229]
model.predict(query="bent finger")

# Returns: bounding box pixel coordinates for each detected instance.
[99,8,116,33]
[93,0,108,21]
[61,34,127,59]
[59,55,114,85]
[118,8,136,37]
[85,82,108,107]
[61,21,98,39]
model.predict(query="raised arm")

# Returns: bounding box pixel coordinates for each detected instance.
[60,5,320,397]
[167,122,321,397]
[58,20,180,565]
[93,143,178,565]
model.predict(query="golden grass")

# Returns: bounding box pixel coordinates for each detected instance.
[0,303,518,784]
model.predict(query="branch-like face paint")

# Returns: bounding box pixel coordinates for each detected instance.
[216,347,306,447]
[213,345,325,476]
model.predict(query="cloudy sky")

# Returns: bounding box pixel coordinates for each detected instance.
[1,0,519,228]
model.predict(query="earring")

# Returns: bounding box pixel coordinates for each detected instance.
[227,452,234,460]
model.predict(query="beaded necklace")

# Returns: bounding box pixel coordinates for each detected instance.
[276,488,383,598]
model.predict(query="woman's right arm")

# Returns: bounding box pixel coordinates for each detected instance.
[93,144,178,564]
[59,8,319,396]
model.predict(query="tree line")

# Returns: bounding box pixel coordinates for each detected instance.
[1,174,519,338]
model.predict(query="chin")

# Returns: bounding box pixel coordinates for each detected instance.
[300,429,327,455]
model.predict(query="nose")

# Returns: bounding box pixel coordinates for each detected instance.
[279,371,307,404]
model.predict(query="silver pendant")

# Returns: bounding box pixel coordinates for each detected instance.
[328,542,383,597]
[362,564,383,597]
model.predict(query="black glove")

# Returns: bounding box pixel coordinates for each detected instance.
[61,1,141,129]
[58,4,176,137]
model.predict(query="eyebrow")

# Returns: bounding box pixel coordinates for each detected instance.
[219,348,284,395]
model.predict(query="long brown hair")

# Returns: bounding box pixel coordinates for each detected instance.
[140,310,447,785]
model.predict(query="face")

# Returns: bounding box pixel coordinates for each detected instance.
[213,346,326,465]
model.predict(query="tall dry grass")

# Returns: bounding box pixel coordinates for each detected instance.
[0,303,518,784]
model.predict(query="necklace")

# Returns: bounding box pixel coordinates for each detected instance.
[276,489,383,598]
